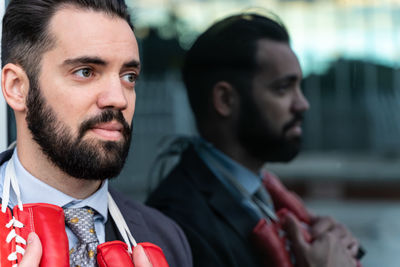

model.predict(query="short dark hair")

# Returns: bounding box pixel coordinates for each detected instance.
[182,13,290,127]
[2,0,133,83]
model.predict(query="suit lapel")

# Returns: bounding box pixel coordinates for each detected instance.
[181,147,256,239]
[208,185,257,239]
[0,150,13,165]
[105,211,123,242]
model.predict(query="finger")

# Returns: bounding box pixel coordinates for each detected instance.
[336,225,360,259]
[282,212,310,252]
[282,212,312,267]
[329,224,359,258]
[132,245,153,267]
[19,232,42,267]
[349,255,358,267]
[348,240,360,258]
[339,234,355,249]
[329,223,347,239]
[310,216,336,237]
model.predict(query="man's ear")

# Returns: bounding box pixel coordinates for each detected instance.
[212,81,238,117]
[2,63,30,112]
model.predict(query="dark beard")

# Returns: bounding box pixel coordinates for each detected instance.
[25,84,132,180]
[237,93,302,163]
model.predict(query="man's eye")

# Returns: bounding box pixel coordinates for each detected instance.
[74,68,93,78]
[273,86,288,94]
[122,73,137,83]
[274,83,293,94]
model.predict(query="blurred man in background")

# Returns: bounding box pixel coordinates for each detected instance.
[147,13,361,267]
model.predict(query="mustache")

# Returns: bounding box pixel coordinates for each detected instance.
[78,110,131,140]
[283,113,304,133]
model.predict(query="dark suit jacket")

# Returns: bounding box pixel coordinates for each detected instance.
[0,149,192,267]
[146,146,264,267]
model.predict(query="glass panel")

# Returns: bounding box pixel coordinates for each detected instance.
[119,1,400,266]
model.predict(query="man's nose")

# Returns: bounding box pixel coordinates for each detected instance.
[292,88,310,113]
[97,75,129,110]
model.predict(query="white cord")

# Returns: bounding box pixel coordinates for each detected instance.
[1,153,26,266]
[5,217,24,228]
[7,141,17,150]
[108,193,137,253]
[2,155,23,212]
[2,160,12,213]
[7,244,25,260]
[5,217,26,264]
[10,160,23,211]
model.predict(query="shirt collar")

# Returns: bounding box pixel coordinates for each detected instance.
[194,138,262,195]
[8,149,108,222]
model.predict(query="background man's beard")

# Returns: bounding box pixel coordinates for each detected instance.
[239,129,301,163]
[25,85,131,180]
[237,96,302,163]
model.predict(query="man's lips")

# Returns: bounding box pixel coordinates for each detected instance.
[285,121,303,137]
[90,121,123,140]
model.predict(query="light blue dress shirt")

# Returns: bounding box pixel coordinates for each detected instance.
[193,138,277,221]
[0,149,109,249]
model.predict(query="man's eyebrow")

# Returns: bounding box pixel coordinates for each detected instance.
[62,56,107,66]
[122,59,140,69]
[270,74,301,85]
[62,56,140,70]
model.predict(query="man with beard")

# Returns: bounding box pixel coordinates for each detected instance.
[147,13,361,267]
[0,0,192,266]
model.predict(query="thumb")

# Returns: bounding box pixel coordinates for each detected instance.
[132,245,153,267]
[19,232,42,267]
[282,212,311,264]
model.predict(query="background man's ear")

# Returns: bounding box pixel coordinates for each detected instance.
[212,81,238,117]
[1,63,30,112]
